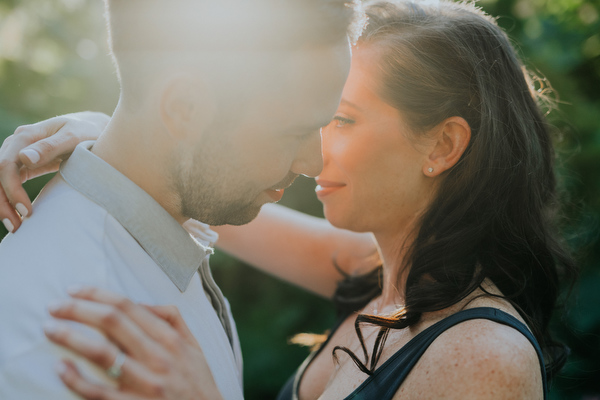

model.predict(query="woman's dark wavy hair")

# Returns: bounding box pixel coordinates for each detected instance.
[331,0,577,380]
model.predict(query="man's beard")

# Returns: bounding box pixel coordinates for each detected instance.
[181,189,262,226]
[172,161,262,226]
[169,141,297,226]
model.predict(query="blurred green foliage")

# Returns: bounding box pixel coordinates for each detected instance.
[0,0,598,399]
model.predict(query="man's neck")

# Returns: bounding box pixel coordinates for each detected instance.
[91,109,187,225]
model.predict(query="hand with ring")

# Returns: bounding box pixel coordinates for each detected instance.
[43,287,224,400]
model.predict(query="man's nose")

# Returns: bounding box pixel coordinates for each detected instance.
[290,130,323,178]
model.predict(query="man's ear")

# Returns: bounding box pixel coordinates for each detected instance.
[160,74,217,141]
[424,116,471,176]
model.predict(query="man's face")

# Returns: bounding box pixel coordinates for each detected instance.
[172,41,351,225]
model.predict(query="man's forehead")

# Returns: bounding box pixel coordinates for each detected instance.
[236,49,348,133]
[208,41,349,94]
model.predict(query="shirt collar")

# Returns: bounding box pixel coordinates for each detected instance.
[60,141,213,292]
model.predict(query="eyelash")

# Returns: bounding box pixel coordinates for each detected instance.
[332,116,355,127]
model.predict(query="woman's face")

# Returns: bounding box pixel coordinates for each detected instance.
[316,45,436,235]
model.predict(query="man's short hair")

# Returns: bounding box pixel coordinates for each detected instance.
[104,0,364,54]
[103,0,364,107]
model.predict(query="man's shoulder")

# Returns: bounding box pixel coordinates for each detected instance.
[0,176,110,364]
[1,174,109,248]
[0,174,111,313]
[28,174,108,230]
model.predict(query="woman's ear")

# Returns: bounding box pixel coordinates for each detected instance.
[424,116,471,176]
[159,74,217,141]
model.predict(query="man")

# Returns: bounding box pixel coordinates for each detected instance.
[0,0,357,398]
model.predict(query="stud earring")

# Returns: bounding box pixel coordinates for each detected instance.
[427,167,434,173]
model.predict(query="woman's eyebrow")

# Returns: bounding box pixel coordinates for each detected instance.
[340,99,363,112]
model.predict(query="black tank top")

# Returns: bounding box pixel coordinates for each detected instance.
[276,307,548,400]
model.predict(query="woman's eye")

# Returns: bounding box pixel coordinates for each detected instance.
[332,116,354,128]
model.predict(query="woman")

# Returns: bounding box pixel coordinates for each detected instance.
[0,1,574,399]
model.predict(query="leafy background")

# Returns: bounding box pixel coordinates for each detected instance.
[0,0,598,398]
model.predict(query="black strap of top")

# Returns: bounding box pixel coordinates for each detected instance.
[344,307,548,400]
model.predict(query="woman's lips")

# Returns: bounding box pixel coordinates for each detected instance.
[315,179,346,199]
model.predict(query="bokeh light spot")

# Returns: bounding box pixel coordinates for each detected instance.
[77,39,98,60]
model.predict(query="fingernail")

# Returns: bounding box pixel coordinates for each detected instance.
[21,149,41,164]
[47,300,64,313]
[55,361,67,376]
[15,203,28,218]
[2,218,14,233]
[43,320,63,335]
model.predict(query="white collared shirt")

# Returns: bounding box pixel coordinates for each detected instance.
[0,142,243,399]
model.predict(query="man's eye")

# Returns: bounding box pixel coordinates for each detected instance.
[332,116,354,128]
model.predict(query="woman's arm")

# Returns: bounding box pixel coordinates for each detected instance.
[214,203,380,298]
[0,111,109,232]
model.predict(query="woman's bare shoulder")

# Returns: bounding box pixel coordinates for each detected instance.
[394,315,543,400]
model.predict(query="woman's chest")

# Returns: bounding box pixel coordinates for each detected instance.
[297,316,420,400]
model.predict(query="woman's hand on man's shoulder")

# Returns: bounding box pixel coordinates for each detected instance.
[0,111,109,233]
